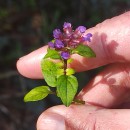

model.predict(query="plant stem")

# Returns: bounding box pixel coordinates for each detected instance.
[50,91,56,95]
[73,99,85,105]
[63,59,67,75]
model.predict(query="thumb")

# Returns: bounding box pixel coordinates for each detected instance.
[37,105,98,130]
[37,105,130,130]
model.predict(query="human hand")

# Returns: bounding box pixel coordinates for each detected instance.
[17,12,130,130]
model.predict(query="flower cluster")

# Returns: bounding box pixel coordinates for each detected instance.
[48,22,92,60]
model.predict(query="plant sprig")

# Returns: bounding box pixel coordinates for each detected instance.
[24,22,96,107]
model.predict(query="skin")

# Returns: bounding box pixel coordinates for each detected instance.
[17,11,130,130]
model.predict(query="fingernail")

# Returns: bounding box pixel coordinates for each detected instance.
[37,113,65,130]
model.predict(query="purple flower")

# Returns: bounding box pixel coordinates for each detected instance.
[61,51,70,60]
[82,33,93,42]
[63,22,71,29]
[51,22,92,51]
[48,41,55,48]
[76,26,86,33]
[53,29,62,39]
[55,39,64,49]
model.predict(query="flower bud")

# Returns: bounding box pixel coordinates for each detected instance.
[53,29,62,39]
[48,41,55,48]
[82,33,92,42]
[76,26,86,33]
[61,51,70,60]
[55,39,64,49]
[63,22,72,39]
[63,22,71,29]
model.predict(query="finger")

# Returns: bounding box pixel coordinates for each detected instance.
[77,63,130,108]
[37,105,130,130]
[17,11,130,78]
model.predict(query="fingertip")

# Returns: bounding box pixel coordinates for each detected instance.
[16,46,47,79]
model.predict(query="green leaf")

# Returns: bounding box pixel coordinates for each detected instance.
[57,69,64,76]
[56,62,64,68]
[41,59,57,87]
[67,58,73,64]
[57,75,78,106]
[66,68,75,75]
[24,86,51,102]
[44,48,61,59]
[72,44,96,57]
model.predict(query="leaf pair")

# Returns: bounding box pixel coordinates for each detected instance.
[41,59,78,106]
[24,59,78,107]
[44,43,96,60]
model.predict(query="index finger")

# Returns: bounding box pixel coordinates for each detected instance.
[17,12,130,78]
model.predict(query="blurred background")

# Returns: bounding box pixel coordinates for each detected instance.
[0,0,130,130]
